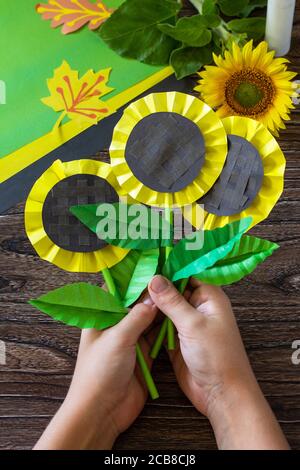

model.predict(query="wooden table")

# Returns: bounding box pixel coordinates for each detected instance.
[1,5,300,451]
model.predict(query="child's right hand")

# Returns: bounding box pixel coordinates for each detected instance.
[148,275,289,450]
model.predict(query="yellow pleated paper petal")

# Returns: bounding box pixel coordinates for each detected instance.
[110,91,228,207]
[183,116,285,231]
[25,159,128,273]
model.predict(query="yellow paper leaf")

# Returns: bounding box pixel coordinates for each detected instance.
[41,60,114,130]
[36,0,113,35]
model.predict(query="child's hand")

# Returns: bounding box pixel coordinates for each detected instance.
[34,300,157,450]
[148,275,289,450]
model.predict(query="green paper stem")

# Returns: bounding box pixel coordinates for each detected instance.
[167,316,175,349]
[150,317,168,359]
[136,344,159,400]
[102,267,120,299]
[150,277,188,359]
[164,208,175,350]
[101,266,159,400]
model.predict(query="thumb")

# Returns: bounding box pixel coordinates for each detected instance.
[148,275,196,330]
[113,301,157,346]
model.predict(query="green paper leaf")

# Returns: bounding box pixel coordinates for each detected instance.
[158,15,218,47]
[239,0,267,17]
[98,0,181,65]
[170,44,213,79]
[123,249,159,307]
[70,203,173,250]
[29,283,128,330]
[194,235,279,285]
[163,217,252,282]
[218,0,249,16]
[227,17,266,40]
[110,249,159,306]
[110,250,141,300]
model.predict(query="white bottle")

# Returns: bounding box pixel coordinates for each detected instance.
[265,0,296,56]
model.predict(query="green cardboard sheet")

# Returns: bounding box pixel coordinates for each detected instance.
[0,0,163,160]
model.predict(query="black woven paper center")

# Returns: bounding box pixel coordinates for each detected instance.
[42,174,119,252]
[200,135,263,216]
[125,112,205,193]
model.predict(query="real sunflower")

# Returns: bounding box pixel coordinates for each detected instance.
[195,40,298,136]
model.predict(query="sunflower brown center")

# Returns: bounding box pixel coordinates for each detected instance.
[225,69,275,116]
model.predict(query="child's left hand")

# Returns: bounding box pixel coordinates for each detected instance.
[34,298,157,450]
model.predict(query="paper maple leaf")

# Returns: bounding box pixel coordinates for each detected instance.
[36,0,113,34]
[42,61,113,131]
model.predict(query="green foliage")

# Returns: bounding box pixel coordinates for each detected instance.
[218,0,249,16]
[170,44,213,79]
[109,250,141,300]
[239,0,267,18]
[158,15,218,47]
[162,218,277,285]
[98,0,267,79]
[228,17,266,40]
[194,235,278,285]
[70,202,173,250]
[98,0,181,65]
[123,249,159,307]
[163,218,252,282]
[29,219,279,330]
[29,283,128,330]
[110,249,159,306]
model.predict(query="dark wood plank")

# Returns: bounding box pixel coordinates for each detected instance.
[1,1,300,450]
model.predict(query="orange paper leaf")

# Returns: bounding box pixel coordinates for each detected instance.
[36,0,113,34]
[42,60,114,131]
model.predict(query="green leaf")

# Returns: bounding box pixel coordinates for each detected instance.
[189,0,205,13]
[110,249,159,306]
[170,44,213,79]
[123,249,159,307]
[190,0,219,15]
[163,217,252,282]
[70,203,173,250]
[158,14,218,47]
[218,0,249,16]
[239,0,267,17]
[202,0,219,15]
[98,0,181,65]
[227,17,266,40]
[29,283,128,330]
[194,235,279,285]
[110,250,141,300]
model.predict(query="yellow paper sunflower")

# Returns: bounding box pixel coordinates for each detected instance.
[195,40,298,136]
[110,91,228,207]
[183,116,285,231]
[25,159,128,273]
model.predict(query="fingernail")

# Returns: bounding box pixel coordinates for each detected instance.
[150,275,169,293]
[142,294,154,305]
